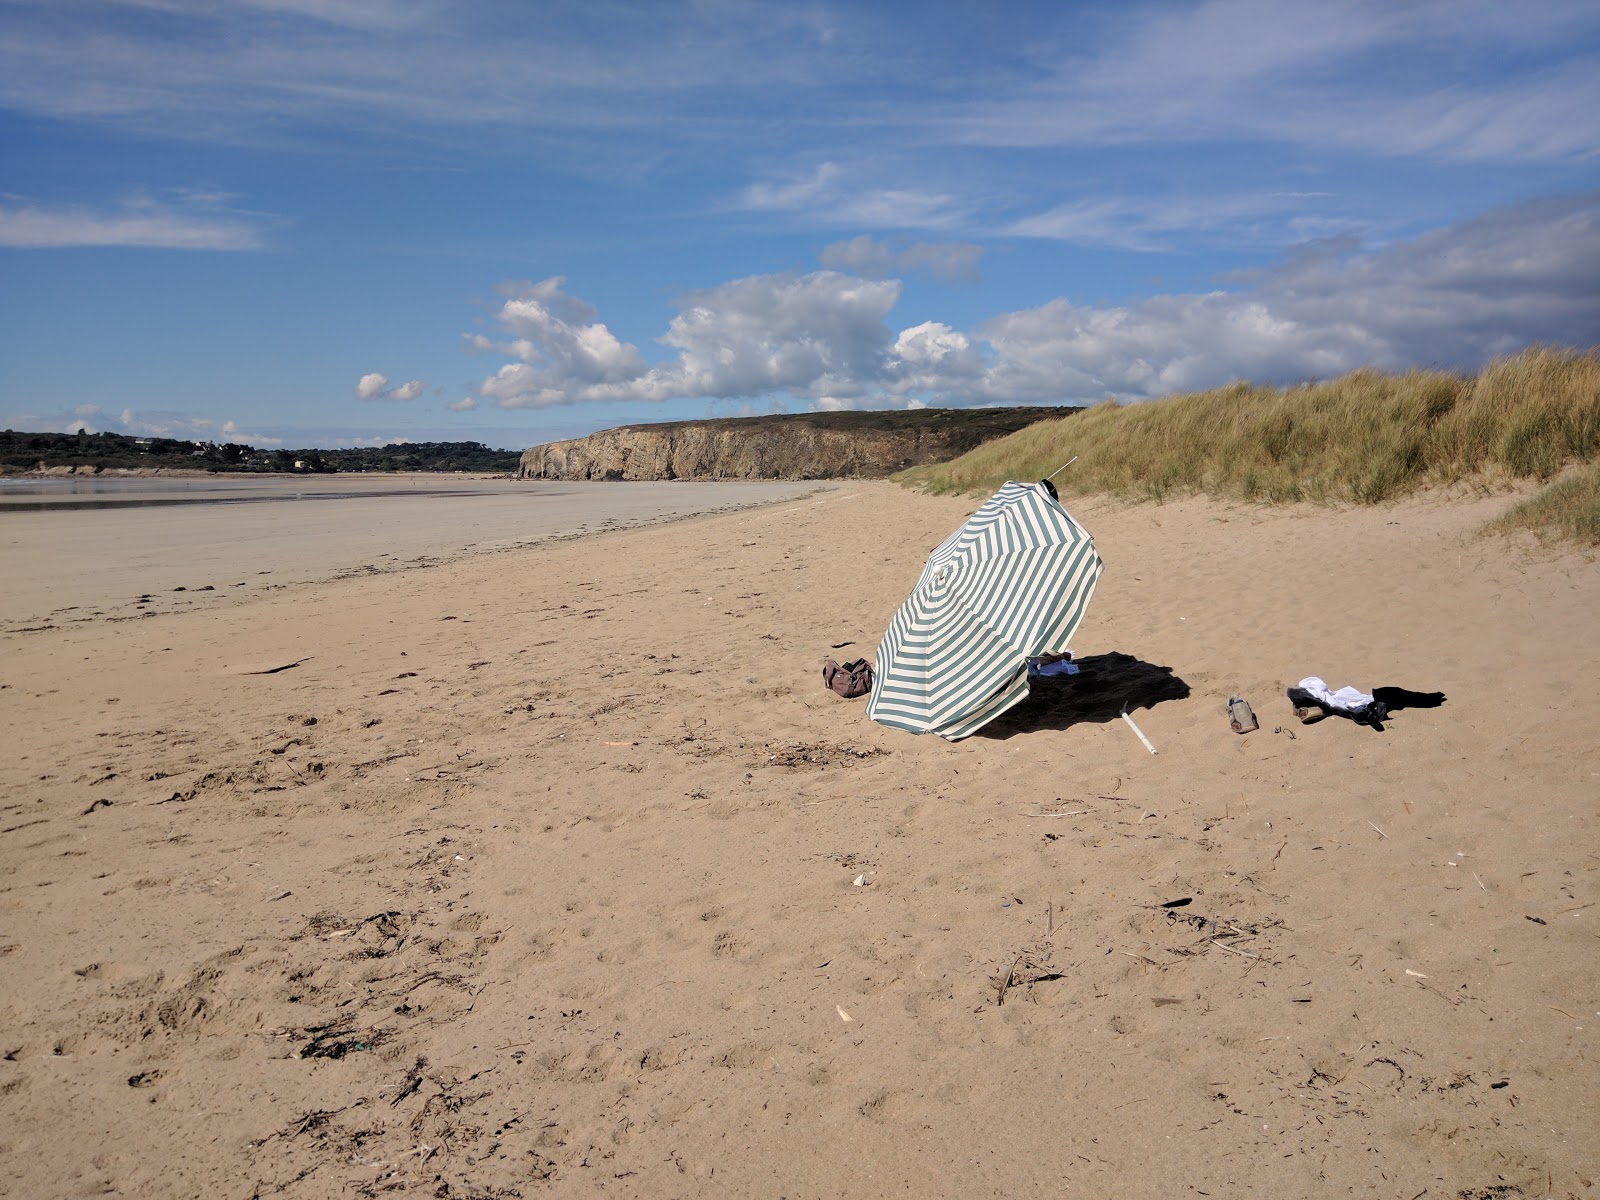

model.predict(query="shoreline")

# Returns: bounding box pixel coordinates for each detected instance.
[0,477,831,634]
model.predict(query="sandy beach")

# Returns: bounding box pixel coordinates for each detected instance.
[1,480,1596,1199]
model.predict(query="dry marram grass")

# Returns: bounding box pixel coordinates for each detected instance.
[899,346,1600,537]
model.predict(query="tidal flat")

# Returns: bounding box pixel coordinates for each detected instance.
[0,474,823,632]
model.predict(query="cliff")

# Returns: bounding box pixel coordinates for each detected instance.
[517,407,1079,481]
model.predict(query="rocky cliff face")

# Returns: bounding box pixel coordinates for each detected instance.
[518,409,1078,481]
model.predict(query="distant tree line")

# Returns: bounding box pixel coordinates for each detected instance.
[0,429,521,474]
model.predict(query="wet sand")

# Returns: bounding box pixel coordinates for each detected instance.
[0,475,824,632]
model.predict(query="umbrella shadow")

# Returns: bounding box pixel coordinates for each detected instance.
[976,651,1191,740]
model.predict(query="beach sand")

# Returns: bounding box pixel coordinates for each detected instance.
[1,481,1596,1198]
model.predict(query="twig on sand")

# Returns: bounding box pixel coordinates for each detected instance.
[237,657,312,675]
[1368,821,1388,839]
[1024,809,1088,818]
[1413,979,1461,1006]
[1211,940,1260,960]
[996,954,1025,1006]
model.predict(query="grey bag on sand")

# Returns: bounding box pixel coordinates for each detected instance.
[1227,695,1258,734]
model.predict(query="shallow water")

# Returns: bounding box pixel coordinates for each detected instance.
[0,474,561,511]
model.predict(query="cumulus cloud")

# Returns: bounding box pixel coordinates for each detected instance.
[971,192,1600,403]
[356,373,425,402]
[650,271,899,401]
[465,193,1598,413]
[886,322,985,399]
[447,397,478,412]
[467,277,649,409]
[820,236,984,282]
[469,271,900,409]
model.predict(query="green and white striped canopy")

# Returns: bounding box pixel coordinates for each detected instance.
[867,481,1102,740]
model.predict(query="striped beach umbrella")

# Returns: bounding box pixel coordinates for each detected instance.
[867,481,1102,740]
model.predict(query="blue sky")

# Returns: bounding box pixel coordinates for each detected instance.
[1,0,1597,451]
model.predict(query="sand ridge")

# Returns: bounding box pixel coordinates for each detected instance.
[0,481,1596,1198]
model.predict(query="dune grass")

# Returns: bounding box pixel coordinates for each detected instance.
[1485,460,1600,546]
[899,348,1600,521]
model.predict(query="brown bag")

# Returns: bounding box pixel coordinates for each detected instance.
[823,658,874,699]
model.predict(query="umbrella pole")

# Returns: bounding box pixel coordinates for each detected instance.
[1045,456,1078,482]
[1120,706,1158,754]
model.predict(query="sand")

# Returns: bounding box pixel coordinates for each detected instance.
[1,481,1596,1199]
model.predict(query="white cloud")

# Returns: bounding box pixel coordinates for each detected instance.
[741,163,843,211]
[1003,192,1344,252]
[471,271,900,409]
[886,322,985,400]
[447,397,477,412]
[466,192,1599,412]
[0,0,854,143]
[60,404,224,440]
[355,373,425,402]
[19,406,280,443]
[0,191,266,250]
[969,192,1600,403]
[950,0,1600,163]
[737,163,966,230]
[820,236,984,281]
[650,271,899,401]
[220,419,283,446]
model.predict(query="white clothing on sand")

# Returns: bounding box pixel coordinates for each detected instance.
[1297,676,1373,713]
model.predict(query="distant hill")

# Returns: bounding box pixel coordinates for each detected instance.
[518,407,1082,481]
[0,431,520,474]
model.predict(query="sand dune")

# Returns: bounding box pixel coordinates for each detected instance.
[1,482,1595,1198]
